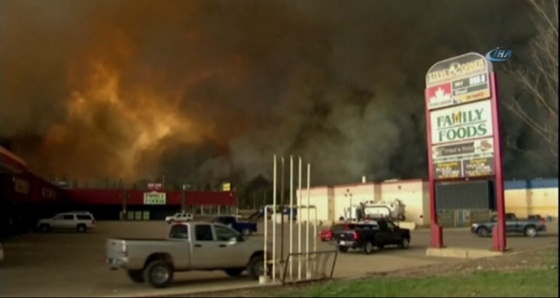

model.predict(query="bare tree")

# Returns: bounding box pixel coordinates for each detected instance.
[506,0,558,171]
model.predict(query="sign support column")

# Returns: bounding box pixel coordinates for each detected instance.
[490,72,507,251]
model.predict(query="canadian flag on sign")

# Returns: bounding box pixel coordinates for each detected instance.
[426,83,453,108]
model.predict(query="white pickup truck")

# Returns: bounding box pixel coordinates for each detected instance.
[106,222,270,288]
[165,212,194,224]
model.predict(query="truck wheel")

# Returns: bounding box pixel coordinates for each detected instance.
[242,228,250,236]
[40,224,51,233]
[224,268,244,277]
[476,227,491,237]
[363,241,374,254]
[247,256,266,280]
[76,224,86,233]
[398,237,410,249]
[144,260,174,288]
[127,270,145,283]
[337,246,349,253]
[524,226,538,237]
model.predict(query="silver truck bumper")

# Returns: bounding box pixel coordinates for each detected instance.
[107,257,128,270]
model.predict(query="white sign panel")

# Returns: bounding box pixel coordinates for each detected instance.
[430,100,493,145]
[144,192,166,205]
[425,52,493,110]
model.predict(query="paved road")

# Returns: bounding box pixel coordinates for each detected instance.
[0,220,556,297]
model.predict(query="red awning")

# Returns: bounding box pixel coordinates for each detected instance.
[0,146,28,173]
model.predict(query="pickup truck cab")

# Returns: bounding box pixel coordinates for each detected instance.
[471,213,547,237]
[333,219,411,254]
[165,212,194,224]
[106,222,268,288]
[212,216,258,236]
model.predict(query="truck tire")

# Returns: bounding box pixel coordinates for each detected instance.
[476,227,491,237]
[76,224,86,233]
[127,270,145,283]
[338,246,349,253]
[524,226,538,237]
[40,224,51,233]
[247,256,265,280]
[398,237,410,249]
[363,241,374,254]
[144,260,174,288]
[224,268,244,277]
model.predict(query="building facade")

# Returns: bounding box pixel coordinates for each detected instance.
[297,178,558,228]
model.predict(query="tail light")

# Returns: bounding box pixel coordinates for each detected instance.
[92,219,96,225]
[353,231,360,241]
[540,218,546,225]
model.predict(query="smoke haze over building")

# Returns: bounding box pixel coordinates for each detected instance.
[0,0,555,187]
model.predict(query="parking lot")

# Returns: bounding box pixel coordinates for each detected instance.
[0,220,557,297]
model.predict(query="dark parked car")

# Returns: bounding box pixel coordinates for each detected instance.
[333,219,411,254]
[211,216,258,236]
[471,213,547,238]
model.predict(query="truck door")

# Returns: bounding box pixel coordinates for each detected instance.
[375,221,392,245]
[213,224,247,268]
[505,213,517,233]
[191,224,220,269]
[384,221,401,244]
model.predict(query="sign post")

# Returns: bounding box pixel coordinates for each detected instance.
[424,52,506,251]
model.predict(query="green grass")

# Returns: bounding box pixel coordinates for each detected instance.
[286,269,558,297]
[257,249,559,297]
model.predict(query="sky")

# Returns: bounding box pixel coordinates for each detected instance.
[0,0,555,187]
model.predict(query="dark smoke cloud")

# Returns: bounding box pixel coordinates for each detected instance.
[0,0,553,187]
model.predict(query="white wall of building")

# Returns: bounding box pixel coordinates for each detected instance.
[421,181,431,227]
[295,179,430,226]
[378,179,428,226]
[333,183,377,220]
[297,186,331,224]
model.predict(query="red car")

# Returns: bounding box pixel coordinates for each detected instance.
[319,228,333,241]
[319,223,355,242]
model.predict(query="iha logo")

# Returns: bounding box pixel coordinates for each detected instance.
[485,47,512,62]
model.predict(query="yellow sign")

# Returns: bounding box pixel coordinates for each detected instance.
[222,183,231,191]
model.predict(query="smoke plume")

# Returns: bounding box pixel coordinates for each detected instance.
[0,0,553,187]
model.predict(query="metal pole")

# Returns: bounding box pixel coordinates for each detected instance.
[297,156,302,280]
[181,184,186,213]
[313,206,317,276]
[263,205,268,279]
[306,163,310,278]
[272,155,277,281]
[289,155,294,280]
[280,156,285,265]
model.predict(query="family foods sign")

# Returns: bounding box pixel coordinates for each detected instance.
[430,100,493,145]
[144,192,166,205]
